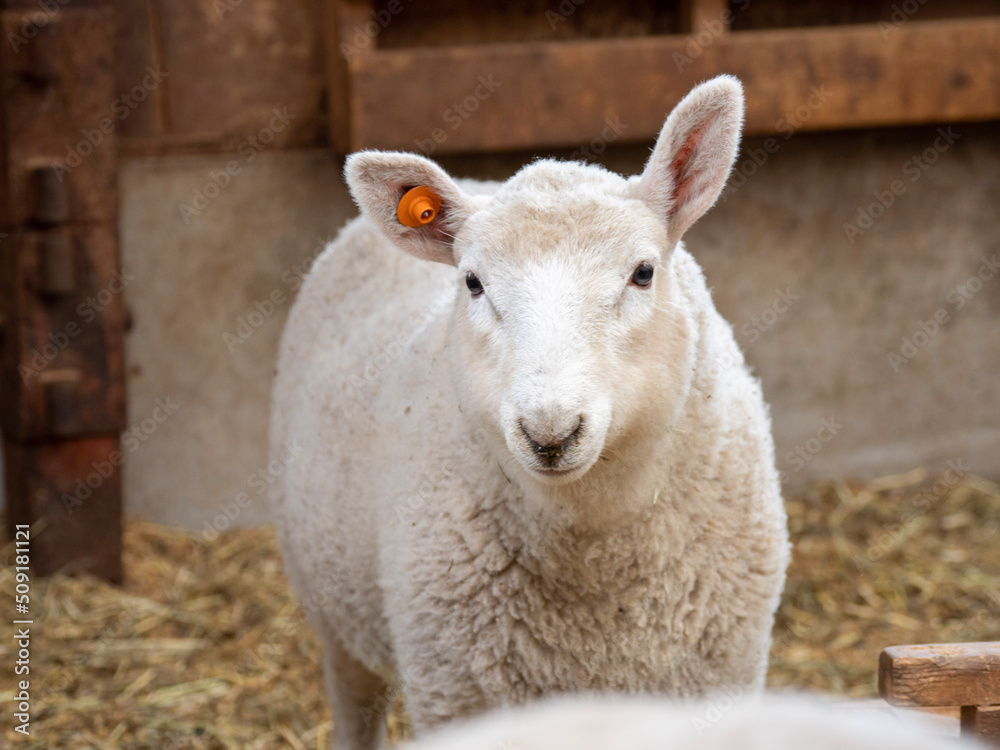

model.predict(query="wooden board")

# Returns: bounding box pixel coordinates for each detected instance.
[1,5,124,582]
[962,706,1000,747]
[879,643,1000,708]
[0,225,126,441]
[3,436,123,581]
[0,8,118,226]
[345,17,1000,154]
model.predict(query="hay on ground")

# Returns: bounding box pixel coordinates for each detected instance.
[1,470,998,748]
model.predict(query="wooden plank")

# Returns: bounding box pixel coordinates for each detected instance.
[115,0,166,139]
[1,5,124,583]
[0,225,126,440]
[149,0,324,150]
[372,0,679,48]
[879,643,1000,708]
[3,436,123,581]
[681,0,731,34]
[0,8,118,225]
[347,17,1000,154]
[962,706,1000,747]
[323,0,374,153]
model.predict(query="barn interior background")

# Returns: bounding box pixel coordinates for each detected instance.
[1,0,999,747]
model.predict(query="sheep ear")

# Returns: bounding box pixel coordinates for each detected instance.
[344,151,475,266]
[634,75,744,245]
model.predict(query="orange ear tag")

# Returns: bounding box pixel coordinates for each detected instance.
[397,186,442,228]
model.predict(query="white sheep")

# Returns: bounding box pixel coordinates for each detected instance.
[407,693,981,750]
[269,75,790,749]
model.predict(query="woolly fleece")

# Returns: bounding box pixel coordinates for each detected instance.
[269,76,790,749]
[409,693,979,750]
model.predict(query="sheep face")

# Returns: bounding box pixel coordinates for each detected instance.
[346,75,745,486]
[450,170,677,484]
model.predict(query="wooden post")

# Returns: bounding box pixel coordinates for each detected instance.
[323,0,376,154]
[880,643,1000,748]
[962,707,1000,746]
[680,0,731,34]
[0,2,125,581]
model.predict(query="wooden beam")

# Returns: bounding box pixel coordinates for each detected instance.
[962,706,1000,747]
[879,643,1000,708]
[0,7,124,581]
[3,436,123,581]
[323,0,375,153]
[345,17,1000,154]
[680,0,731,35]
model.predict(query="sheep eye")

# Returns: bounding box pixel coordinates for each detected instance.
[630,262,655,288]
[466,272,484,296]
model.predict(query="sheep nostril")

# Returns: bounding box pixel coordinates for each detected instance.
[532,441,563,467]
[521,417,584,467]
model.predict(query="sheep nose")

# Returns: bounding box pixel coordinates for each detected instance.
[520,416,583,467]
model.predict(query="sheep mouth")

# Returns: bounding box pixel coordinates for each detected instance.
[532,464,580,476]
[504,410,610,483]
[522,454,594,482]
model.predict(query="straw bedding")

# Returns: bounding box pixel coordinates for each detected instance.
[2,469,998,748]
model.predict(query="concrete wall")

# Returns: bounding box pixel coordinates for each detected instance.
[118,121,1000,531]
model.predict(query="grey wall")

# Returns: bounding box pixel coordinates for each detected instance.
[118,121,1000,531]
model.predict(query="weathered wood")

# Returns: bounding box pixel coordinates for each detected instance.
[115,0,167,140]
[323,0,374,153]
[879,643,1000,708]
[0,5,124,582]
[681,0,730,34]
[962,706,1000,747]
[0,8,118,225]
[346,17,1000,154]
[3,436,123,581]
[145,0,324,151]
[0,1,101,7]
[0,225,126,440]
[370,0,679,51]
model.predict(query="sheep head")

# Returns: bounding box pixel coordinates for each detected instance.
[346,76,744,486]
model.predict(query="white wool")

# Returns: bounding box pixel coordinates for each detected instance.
[269,76,791,749]
[408,693,980,750]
